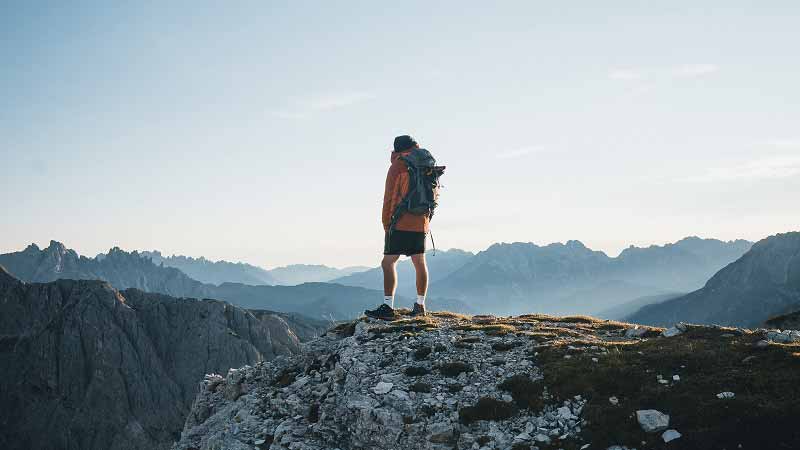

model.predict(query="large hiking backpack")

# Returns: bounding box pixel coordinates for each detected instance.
[388,148,446,233]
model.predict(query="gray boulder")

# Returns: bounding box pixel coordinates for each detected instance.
[636,409,670,433]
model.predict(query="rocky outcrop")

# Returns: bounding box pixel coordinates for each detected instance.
[173,312,800,450]
[629,232,800,327]
[0,268,322,450]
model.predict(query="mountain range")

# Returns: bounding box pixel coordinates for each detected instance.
[0,237,753,320]
[0,267,327,450]
[424,237,752,316]
[628,231,800,328]
[137,251,369,286]
[0,241,469,320]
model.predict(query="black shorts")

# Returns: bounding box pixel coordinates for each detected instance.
[384,230,426,256]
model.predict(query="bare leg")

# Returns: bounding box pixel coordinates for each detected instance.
[410,253,428,296]
[382,255,400,296]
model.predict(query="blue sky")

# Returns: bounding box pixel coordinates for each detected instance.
[2,1,799,268]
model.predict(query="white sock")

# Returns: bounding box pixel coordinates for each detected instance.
[384,296,394,308]
[416,295,426,306]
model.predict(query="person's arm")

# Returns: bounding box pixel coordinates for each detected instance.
[382,165,409,231]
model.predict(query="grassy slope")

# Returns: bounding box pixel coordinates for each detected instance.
[354,312,800,450]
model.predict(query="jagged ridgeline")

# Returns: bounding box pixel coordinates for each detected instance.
[0,267,327,450]
[173,313,800,450]
[628,232,800,328]
[0,241,470,319]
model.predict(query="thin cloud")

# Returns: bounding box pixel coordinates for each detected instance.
[272,91,375,120]
[270,110,310,120]
[496,146,546,159]
[608,64,719,81]
[671,64,719,78]
[609,69,644,81]
[682,155,800,183]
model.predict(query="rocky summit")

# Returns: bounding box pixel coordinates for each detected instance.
[174,312,800,450]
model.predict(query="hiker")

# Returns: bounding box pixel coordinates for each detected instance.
[365,135,444,320]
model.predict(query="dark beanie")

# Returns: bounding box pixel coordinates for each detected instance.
[393,135,417,152]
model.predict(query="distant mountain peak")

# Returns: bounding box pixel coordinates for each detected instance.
[565,239,587,249]
[45,240,67,253]
[628,231,800,327]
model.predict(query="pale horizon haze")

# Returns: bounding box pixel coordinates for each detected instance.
[2,2,799,268]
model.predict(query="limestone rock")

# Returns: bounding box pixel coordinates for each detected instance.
[636,409,670,433]
[0,271,312,450]
[662,429,682,443]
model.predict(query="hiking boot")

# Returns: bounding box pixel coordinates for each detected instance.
[410,302,427,317]
[364,304,396,320]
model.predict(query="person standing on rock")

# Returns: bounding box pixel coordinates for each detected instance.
[365,135,444,320]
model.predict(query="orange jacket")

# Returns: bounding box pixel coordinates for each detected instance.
[382,150,430,233]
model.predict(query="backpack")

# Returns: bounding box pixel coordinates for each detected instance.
[388,148,446,233]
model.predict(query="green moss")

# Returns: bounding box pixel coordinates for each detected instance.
[409,382,432,393]
[439,361,473,377]
[307,403,320,423]
[414,345,432,360]
[459,397,517,423]
[404,366,430,377]
[491,341,519,352]
[537,328,800,449]
[498,375,545,410]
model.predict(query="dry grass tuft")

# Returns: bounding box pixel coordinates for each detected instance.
[431,311,472,320]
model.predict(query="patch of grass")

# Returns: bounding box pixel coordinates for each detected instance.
[409,382,432,393]
[431,311,472,320]
[390,316,437,326]
[498,375,545,410]
[536,328,800,449]
[459,397,517,423]
[414,345,432,360]
[370,322,438,335]
[404,366,430,377]
[439,361,473,377]
[434,343,447,352]
[491,341,520,352]
[453,323,516,336]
